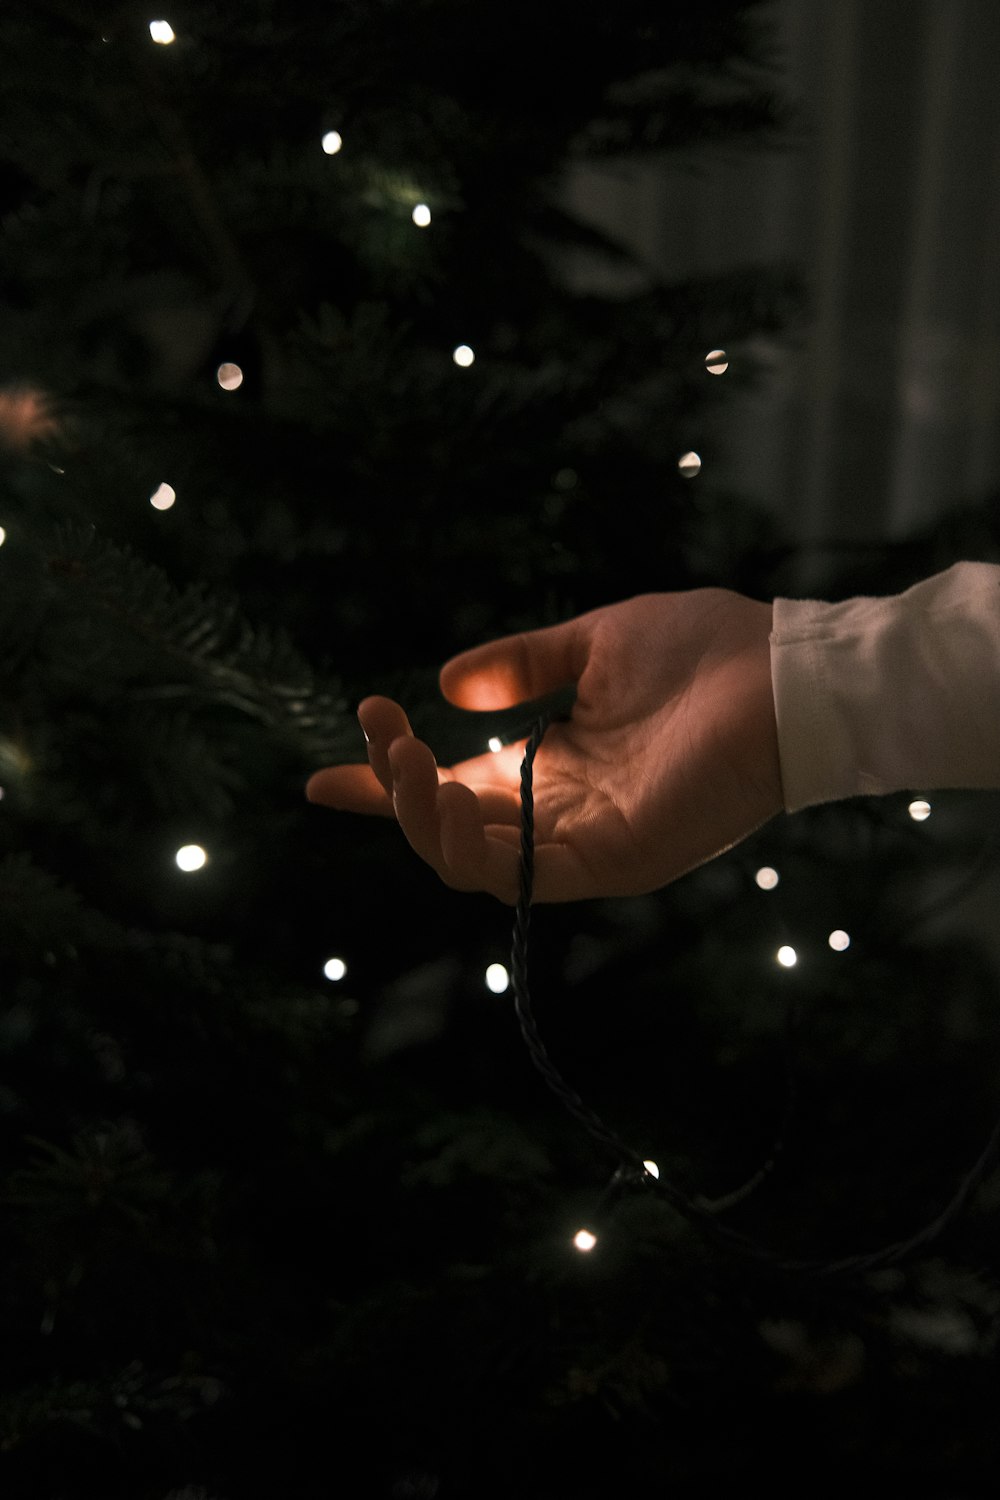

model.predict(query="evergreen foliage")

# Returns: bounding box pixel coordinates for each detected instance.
[2,2,1000,1496]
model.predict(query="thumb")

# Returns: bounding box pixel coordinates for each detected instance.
[439,613,591,711]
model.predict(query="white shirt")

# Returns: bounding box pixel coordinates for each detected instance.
[769,562,1000,813]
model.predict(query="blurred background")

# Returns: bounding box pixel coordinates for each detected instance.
[564,0,1000,562]
[3,2,1000,1496]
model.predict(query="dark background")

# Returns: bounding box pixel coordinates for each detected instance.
[3,2,1000,1496]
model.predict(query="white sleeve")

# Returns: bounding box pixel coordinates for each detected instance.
[769,562,1000,813]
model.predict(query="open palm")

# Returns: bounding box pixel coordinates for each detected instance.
[306,588,783,903]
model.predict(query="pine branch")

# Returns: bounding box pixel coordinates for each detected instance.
[0,849,230,988]
[39,520,349,750]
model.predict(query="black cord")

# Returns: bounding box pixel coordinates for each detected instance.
[509,710,1000,1278]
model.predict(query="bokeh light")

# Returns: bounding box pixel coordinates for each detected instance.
[150,482,176,510]
[175,844,207,871]
[217,363,244,391]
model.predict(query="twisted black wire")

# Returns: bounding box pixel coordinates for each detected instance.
[509,711,1000,1277]
[508,711,783,1250]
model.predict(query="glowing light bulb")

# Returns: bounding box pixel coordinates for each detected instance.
[322,131,343,155]
[412,203,431,227]
[776,945,797,968]
[705,349,729,375]
[217,363,243,391]
[150,482,176,511]
[678,451,701,478]
[175,844,207,871]
[755,866,779,890]
[149,20,175,44]
[323,957,347,981]
[453,345,475,368]
[488,737,503,754]
[643,1159,660,1179]
[0,526,6,546]
[573,1229,597,1252]
[828,930,850,952]
[908,798,931,821]
[485,963,509,994]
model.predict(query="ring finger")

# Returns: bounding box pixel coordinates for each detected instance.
[388,735,477,891]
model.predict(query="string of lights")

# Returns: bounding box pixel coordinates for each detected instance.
[510,710,1000,1278]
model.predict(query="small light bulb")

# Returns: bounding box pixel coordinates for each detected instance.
[453,345,475,368]
[412,203,431,227]
[776,945,797,968]
[705,349,729,375]
[149,20,175,44]
[488,737,503,754]
[678,451,701,478]
[322,131,343,155]
[217,362,244,391]
[323,957,347,981]
[828,930,850,952]
[485,963,509,994]
[175,844,207,871]
[908,798,931,821]
[643,1159,660,1179]
[0,526,6,546]
[755,866,779,890]
[150,482,176,510]
[573,1229,597,1252]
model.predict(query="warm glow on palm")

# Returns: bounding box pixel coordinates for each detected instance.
[306,588,783,903]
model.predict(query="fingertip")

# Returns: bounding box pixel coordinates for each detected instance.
[305,764,397,816]
[306,767,349,807]
[356,694,395,738]
[441,617,587,710]
[439,653,516,712]
[305,770,327,803]
[439,659,487,710]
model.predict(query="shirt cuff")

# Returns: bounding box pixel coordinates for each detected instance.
[769,562,1000,813]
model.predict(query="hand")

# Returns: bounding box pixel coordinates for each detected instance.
[305,589,784,904]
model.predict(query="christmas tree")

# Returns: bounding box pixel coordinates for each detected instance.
[3,3,1000,1496]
